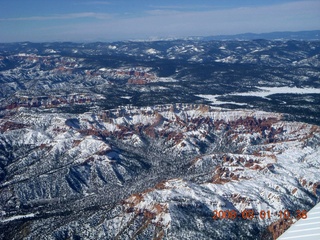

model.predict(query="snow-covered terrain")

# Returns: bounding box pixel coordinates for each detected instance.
[0,38,320,239]
[232,87,320,99]
[0,103,319,239]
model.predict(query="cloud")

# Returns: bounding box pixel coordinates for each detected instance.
[77,0,319,39]
[1,0,319,42]
[146,10,181,16]
[80,1,111,5]
[0,12,112,21]
[148,4,215,10]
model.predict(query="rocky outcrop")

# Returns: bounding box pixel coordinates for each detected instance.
[0,121,28,133]
[3,94,99,110]
[268,218,294,240]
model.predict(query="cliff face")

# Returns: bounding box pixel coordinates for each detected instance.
[0,104,319,239]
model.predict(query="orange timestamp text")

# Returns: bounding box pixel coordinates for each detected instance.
[212,209,308,220]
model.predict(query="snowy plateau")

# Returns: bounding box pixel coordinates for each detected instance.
[0,35,320,240]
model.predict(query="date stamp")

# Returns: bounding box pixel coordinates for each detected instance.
[212,209,308,220]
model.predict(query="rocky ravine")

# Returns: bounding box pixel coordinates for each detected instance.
[0,104,319,239]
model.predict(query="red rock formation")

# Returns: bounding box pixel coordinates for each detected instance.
[313,182,320,195]
[127,79,148,85]
[0,121,28,133]
[155,181,168,190]
[72,140,82,147]
[268,218,294,240]
[211,166,232,184]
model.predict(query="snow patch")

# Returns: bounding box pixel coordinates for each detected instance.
[196,94,248,106]
[145,48,159,55]
[232,87,320,99]
[108,45,117,50]
[1,213,36,223]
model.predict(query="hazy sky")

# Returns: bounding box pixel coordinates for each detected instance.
[0,0,319,42]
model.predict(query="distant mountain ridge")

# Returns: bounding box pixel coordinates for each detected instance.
[185,30,320,41]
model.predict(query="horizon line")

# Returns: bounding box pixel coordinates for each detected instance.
[1,29,319,44]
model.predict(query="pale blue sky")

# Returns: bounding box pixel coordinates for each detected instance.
[0,0,319,42]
